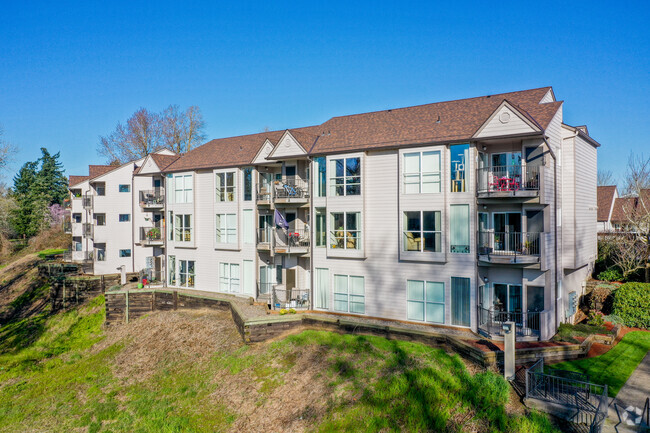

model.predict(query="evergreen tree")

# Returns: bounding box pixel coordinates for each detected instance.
[37,148,68,205]
[11,161,42,238]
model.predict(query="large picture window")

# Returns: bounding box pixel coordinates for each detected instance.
[179,260,195,288]
[216,172,236,202]
[450,205,469,253]
[407,280,444,324]
[329,157,360,196]
[219,262,240,293]
[216,213,237,244]
[403,211,441,252]
[330,212,361,250]
[403,151,441,194]
[174,175,193,203]
[174,214,192,242]
[334,274,364,313]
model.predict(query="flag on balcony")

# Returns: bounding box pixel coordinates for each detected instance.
[274,209,289,229]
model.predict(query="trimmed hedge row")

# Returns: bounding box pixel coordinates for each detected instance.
[612,283,650,329]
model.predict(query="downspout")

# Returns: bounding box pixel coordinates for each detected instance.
[542,137,559,332]
[84,187,91,267]
[131,170,135,274]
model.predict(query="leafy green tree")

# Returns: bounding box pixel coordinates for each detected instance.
[36,148,68,205]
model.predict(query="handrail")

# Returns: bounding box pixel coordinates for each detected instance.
[477,305,544,337]
[139,189,165,207]
[478,231,541,257]
[477,164,540,193]
[274,177,310,199]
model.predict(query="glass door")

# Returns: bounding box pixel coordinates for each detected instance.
[493,213,522,252]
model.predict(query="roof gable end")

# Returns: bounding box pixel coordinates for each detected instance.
[473,100,541,139]
[267,130,308,159]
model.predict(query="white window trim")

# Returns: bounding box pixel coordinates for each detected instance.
[406,280,445,324]
[333,274,365,314]
[178,259,195,288]
[402,150,441,194]
[328,155,362,197]
[215,213,238,246]
[219,262,240,293]
[173,174,193,204]
[215,170,237,203]
[402,210,442,253]
[174,214,193,243]
[329,211,361,251]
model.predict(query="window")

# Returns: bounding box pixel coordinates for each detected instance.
[403,211,441,252]
[119,184,130,193]
[73,213,82,223]
[243,260,254,295]
[243,209,253,244]
[168,211,174,241]
[174,214,192,242]
[174,174,193,204]
[315,208,326,247]
[407,280,444,324]
[403,151,441,194]
[95,184,106,196]
[216,213,237,244]
[330,212,360,250]
[179,260,195,288]
[94,214,106,226]
[168,256,176,286]
[119,249,131,258]
[243,168,252,201]
[315,157,326,197]
[329,157,360,196]
[216,172,236,202]
[451,277,471,327]
[334,275,365,314]
[450,205,469,253]
[95,246,106,262]
[316,268,329,309]
[73,237,82,251]
[259,265,276,295]
[450,144,469,192]
[219,262,240,293]
[119,214,130,222]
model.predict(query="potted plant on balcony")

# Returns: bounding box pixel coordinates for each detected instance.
[146,227,161,240]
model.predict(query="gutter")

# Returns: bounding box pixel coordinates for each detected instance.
[542,137,559,332]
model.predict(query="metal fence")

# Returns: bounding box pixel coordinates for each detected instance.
[275,228,310,249]
[139,189,165,207]
[477,306,543,338]
[272,287,310,310]
[526,358,609,433]
[477,164,541,193]
[140,269,164,287]
[477,231,540,257]
[139,226,163,244]
[82,194,93,209]
[274,178,310,199]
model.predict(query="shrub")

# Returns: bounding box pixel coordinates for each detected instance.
[597,268,623,282]
[587,311,605,327]
[612,283,650,329]
[279,309,287,315]
[288,308,297,314]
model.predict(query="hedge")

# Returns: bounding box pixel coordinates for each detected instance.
[612,282,650,329]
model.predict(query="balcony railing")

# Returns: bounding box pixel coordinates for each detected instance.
[82,194,93,209]
[70,250,93,262]
[477,306,547,338]
[274,177,310,201]
[82,223,93,238]
[257,227,273,247]
[274,228,310,252]
[256,184,272,203]
[478,231,540,258]
[272,286,310,310]
[139,226,164,245]
[139,189,165,208]
[258,281,273,296]
[477,164,540,195]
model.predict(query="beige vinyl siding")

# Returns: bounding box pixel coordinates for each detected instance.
[573,135,598,267]
[475,105,537,138]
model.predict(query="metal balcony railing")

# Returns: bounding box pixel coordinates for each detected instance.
[273,177,310,200]
[256,184,272,203]
[139,226,163,245]
[257,227,274,246]
[82,194,93,209]
[272,287,310,310]
[139,189,165,208]
[477,231,540,257]
[477,306,546,338]
[477,164,540,194]
[275,228,310,250]
[82,223,93,238]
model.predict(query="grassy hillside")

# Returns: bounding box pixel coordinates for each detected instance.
[0,294,559,433]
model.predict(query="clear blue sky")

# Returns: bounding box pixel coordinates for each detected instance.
[1,1,648,184]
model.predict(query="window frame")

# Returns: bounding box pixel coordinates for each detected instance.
[119,249,131,258]
[215,171,237,202]
[174,214,193,243]
[333,274,365,314]
[219,262,240,293]
[118,184,130,193]
[118,214,130,222]
[406,280,445,324]
[403,150,441,194]
[329,156,361,196]
[329,211,361,250]
[174,174,193,204]
[95,213,106,226]
[178,259,195,288]
[215,213,237,244]
[402,210,442,253]
[450,204,470,254]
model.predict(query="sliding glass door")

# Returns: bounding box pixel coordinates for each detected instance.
[493,213,521,252]
[451,277,470,327]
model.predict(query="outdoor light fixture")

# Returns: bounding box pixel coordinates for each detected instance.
[483,276,489,283]
[482,145,487,150]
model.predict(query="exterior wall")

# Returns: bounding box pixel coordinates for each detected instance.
[572,135,598,267]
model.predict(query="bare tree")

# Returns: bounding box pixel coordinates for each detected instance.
[0,125,17,174]
[161,105,206,154]
[609,153,650,282]
[597,169,615,186]
[98,105,206,164]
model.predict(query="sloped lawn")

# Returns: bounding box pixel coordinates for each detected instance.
[0,295,560,433]
[548,331,650,397]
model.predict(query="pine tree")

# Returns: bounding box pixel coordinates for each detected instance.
[11,161,41,238]
[37,148,68,205]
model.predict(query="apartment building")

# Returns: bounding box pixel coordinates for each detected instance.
[68,87,600,341]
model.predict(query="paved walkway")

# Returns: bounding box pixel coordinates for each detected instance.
[603,350,650,433]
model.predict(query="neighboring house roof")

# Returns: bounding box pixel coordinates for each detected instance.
[88,165,114,179]
[68,175,89,187]
[597,186,617,222]
[611,189,650,223]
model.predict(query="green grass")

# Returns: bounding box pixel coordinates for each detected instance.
[552,322,612,343]
[549,331,650,397]
[36,248,67,259]
[0,296,560,433]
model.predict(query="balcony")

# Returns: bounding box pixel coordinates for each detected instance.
[256,185,272,205]
[139,226,164,246]
[257,227,310,254]
[70,250,93,263]
[273,177,310,205]
[82,223,94,238]
[477,306,550,341]
[477,165,541,200]
[63,221,72,234]
[139,189,165,209]
[477,231,541,265]
[82,194,93,209]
